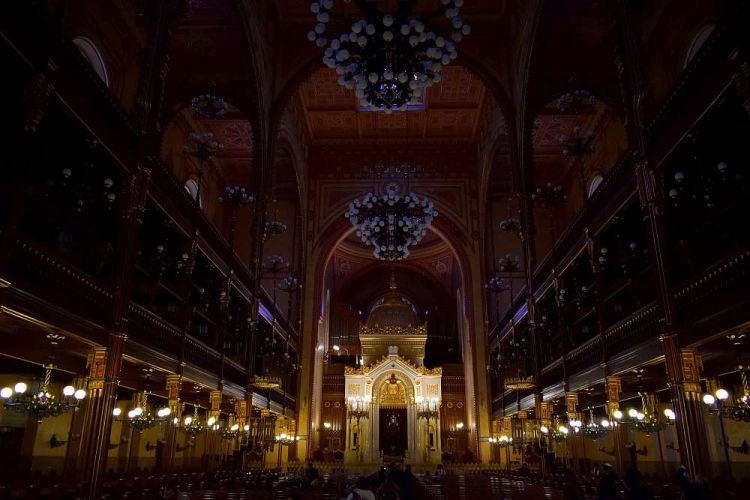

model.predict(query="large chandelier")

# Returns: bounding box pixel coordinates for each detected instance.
[308,0,470,112]
[1,365,87,423]
[345,185,436,261]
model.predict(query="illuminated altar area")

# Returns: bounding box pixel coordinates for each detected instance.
[343,276,442,464]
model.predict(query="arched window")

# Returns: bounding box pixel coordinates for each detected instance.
[588,175,604,198]
[683,24,716,69]
[184,178,203,208]
[72,36,109,86]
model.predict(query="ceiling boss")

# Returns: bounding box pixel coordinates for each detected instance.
[308,0,470,112]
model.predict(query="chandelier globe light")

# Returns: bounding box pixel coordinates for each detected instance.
[345,185,437,261]
[308,0,470,112]
[0,365,87,423]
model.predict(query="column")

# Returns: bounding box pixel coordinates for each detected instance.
[502,416,512,468]
[205,389,222,470]
[126,391,147,473]
[606,376,630,473]
[565,392,582,471]
[159,374,182,472]
[538,399,552,474]
[662,336,711,478]
[75,337,125,496]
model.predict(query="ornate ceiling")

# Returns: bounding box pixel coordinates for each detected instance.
[297,66,486,143]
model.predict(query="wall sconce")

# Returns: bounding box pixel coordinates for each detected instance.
[729,439,749,455]
[49,434,67,448]
[145,439,165,451]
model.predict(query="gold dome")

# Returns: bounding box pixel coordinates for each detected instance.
[364,273,419,329]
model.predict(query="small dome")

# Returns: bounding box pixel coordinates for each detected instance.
[365,273,419,329]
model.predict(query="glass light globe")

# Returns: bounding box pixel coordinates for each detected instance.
[127,410,136,418]
[74,389,86,400]
[627,408,638,418]
[715,389,729,400]
[184,416,193,425]
[636,412,645,420]
[14,382,27,394]
[664,409,675,420]
[559,426,569,434]
[540,425,549,434]
[113,408,122,417]
[601,419,610,428]
[207,416,216,426]
[161,407,171,416]
[0,387,13,398]
[244,425,250,431]
[702,394,715,405]
[173,417,179,424]
[63,385,75,396]
[132,407,143,417]
[231,424,239,431]
[613,410,623,419]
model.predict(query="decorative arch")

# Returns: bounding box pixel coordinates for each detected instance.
[72,36,109,86]
[588,174,604,198]
[184,177,203,208]
[683,24,717,69]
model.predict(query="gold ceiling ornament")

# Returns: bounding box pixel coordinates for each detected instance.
[505,376,536,391]
[359,324,427,336]
[251,375,281,389]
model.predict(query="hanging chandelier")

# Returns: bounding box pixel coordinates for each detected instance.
[0,365,87,423]
[308,0,470,112]
[121,393,173,431]
[345,185,437,261]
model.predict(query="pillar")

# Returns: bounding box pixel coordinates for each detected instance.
[205,389,222,470]
[159,374,181,472]
[126,391,147,473]
[605,376,630,472]
[75,338,124,496]
[662,336,711,478]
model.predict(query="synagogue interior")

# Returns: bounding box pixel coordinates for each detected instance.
[1,0,750,498]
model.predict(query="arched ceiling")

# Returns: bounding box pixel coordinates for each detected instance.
[330,228,456,297]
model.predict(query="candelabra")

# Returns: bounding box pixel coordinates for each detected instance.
[415,396,440,421]
[541,422,570,443]
[485,275,510,293]
[580,409,610,440]
[218,184,254,247]
[262,254,290,275]
[182,131,224,163]
[497,253,521,273]
[531,183,566,208]
[559,126,595,157]
[612,405,674,434]
[704,387,750,422]
[191,84,228,119]
[121,393,173,431]
[276,275,301,293]
[0,365,87,423]
[347,396,370,421]
[498,217,522,234]
[488,434,513,447]
[180,407,206,437]
[555,89,594,114]
[221,422,241,441]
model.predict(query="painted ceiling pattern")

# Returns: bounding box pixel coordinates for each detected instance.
[298,66,485,142]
